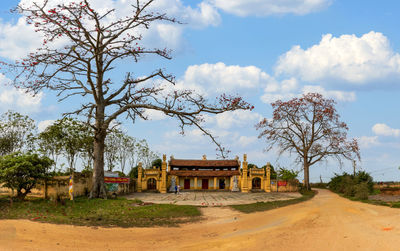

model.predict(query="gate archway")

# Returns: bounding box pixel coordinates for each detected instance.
[252,177,261,189]
[147,178,157,190]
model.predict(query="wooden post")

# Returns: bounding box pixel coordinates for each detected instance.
[194,177,198,190]
[214,177,217,189]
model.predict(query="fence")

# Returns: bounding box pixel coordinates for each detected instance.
[0,172,136,199]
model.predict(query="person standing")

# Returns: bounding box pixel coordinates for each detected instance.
[177,184,181,194]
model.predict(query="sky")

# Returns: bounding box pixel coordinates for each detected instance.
[0,0,399,182]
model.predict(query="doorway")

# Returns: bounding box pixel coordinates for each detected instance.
[219,179,225,189]
[147,178,156,190]
[184,179,190,189]
[202,179,209,189]
[252,177,261,189]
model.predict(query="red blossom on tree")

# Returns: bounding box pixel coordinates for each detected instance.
[256,93,360,190]
[1,0,252,198]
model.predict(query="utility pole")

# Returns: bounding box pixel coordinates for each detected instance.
[353,160,356,176]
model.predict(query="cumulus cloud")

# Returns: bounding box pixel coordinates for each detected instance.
[238,135,257,147]
[210,0,331,17]
[142,109,167,121]
[0,74,43,113]
[358,136,380,149]
[261,78,355,103]
[214,110,263,129]
[180,62,270,94]
[276,31,400,85]
[372,123,400,137]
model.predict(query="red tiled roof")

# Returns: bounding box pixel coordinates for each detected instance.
[169,170,240,177]
[169,159,239,168]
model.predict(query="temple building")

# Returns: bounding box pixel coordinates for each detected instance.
[137,154,272,193]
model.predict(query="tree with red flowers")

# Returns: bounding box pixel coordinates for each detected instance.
[256,93,360,190]
[3,0,252,198]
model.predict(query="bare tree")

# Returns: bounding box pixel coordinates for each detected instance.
[4,0,252,198]
[256,93,360,190]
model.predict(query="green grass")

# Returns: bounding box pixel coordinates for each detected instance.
[0,196,201,227]
[336,192,400,209]
[230,190,317,213]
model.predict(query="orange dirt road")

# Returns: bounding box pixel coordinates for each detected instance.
[1,189,400,251]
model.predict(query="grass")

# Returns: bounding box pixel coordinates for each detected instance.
[0,195,201,227]
[230,190,317,213]
[334,191,400,209]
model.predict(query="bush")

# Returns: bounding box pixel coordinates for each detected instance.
[354,183,370,200]
[329,171,374,199]
[0,152,53,200]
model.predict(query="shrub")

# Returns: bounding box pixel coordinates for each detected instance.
[329,171,374,199]
[0,152,53,200]
[354,183,370,200]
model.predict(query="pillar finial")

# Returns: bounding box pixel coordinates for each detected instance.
[202,154,207,160]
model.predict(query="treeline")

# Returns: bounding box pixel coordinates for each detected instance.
[0,110,159,176]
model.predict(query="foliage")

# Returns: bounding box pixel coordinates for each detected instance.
[354,183,369,200]
[0,111,36,155]
[0,153,53,200]
[151,158,162,169]
[261,164,277,179]
[329,171,374,199]
[128,166,138,179]
[248,163,258,169]
[55,118,93,173]
[36,121,64,171]
[277,167,299,181]
[257,93,360,190]
[0,197,201,227]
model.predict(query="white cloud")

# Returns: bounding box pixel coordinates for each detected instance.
[358,136,380,149]
[38,120,55,132]
[276,31,400,85]
[372,123,400,137]
[301,85,356,102]
[238,135,257,147]
[0,74,43,113]
[142,109,167,121]
[215,110,262,129]
[210,0,331,17]
[261,77,355,103]
[0,18,42,60]
[181,62,269,94]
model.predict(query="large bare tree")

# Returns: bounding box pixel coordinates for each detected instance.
[3,0,252,198]
[256,93,360,190]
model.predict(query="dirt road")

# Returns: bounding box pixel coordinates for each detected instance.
[1,189,400,251]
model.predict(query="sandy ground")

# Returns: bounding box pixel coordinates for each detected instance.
[1,189,400,251]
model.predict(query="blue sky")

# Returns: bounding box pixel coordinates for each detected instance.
[0,0,399,182]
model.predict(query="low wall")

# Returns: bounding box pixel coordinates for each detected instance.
[0,173,136,199]
[270,180,299,192]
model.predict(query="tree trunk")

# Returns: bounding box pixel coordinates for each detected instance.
[303,161,311,191]
[90,128,107,198]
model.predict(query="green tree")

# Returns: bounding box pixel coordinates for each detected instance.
[0,152,53,200]
[0,111,36,155]
[277,167,299,181]
[37,122,64,171]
